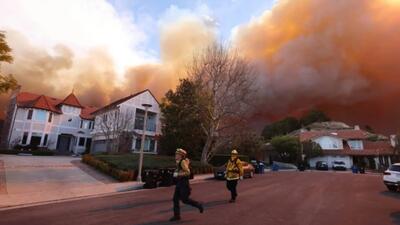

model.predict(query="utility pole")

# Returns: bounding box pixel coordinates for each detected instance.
[137,103,152,182]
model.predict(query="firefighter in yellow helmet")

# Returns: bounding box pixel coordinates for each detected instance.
[225,149,244,203]
[169,148,204,222]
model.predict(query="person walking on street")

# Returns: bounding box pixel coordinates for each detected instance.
[170,148,204,222]
[225,150,244,203]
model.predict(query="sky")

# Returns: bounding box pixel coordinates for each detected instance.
[1,0,400,134]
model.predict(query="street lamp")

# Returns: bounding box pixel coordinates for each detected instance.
[137,103,152,182]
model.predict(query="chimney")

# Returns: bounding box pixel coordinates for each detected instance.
[354,125,360,130]
[390,135,397,148]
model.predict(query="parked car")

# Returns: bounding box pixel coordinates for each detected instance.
[332,161,347,170]
[383,163,400,192]
[316,161,329,170]
[214,161,255,180]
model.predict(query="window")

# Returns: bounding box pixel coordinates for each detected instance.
[48,113,53,123]
[27,109,33,120]
[103,114,108,122]
[34,110,47,122]
[348,140,363,150]
[135,136,155,152]
[78,137,85,146]
[134,109,157,131]
[22,132,29,144]
[43,134,48,146]
[80,120,83,128]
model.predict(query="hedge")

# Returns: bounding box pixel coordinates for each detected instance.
[82,154,214,182]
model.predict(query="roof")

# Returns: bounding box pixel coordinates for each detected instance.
[320,141,394,156]
[16,92,97,120]
[299,130,367,142]
[57,93,83,108]
[91,89,159,115]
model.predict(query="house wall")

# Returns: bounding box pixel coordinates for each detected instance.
[7,107,93,154]
[313,136,343,150]
[91,91,161,154]
[309,155,353,169]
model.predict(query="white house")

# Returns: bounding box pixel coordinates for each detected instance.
[300,128,394,169]
[1,89,97,154]
[90,89,161,154]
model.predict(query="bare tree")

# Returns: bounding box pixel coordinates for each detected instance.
[97,108,135,153]
[188,43,257,164]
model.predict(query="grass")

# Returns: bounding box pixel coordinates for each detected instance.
[93,153,205,171]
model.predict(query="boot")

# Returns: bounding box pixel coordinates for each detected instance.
[169,215,181,222]
[198,203,204,213]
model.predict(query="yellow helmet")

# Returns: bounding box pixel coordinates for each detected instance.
[231,149,238,155]
[176,148,187,156]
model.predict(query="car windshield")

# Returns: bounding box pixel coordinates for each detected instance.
[334,161,345,165]
[389,165,400,172]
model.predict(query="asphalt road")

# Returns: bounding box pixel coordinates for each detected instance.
[0,171,399,225]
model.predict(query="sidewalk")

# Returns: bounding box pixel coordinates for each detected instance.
[0,153,214,210]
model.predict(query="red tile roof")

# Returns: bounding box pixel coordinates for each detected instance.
[57,93,83,108]
[299,130,367,142]
[16,92,97,120]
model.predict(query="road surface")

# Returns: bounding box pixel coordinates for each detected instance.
[0,171,398,225]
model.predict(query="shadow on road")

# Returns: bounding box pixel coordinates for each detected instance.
[135,219,195,225]
[89,199,171,212]
[390,211,400,225]
[157,199,228,214]
[380,191,400,200]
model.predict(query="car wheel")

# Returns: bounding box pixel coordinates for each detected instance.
[387,185,398,192]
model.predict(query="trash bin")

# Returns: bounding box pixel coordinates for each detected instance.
[359,166,365,174]
[351,165,358,173]
[272,163,279,171]
[259,162,265,174]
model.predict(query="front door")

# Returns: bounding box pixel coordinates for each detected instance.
[57,135,71,154]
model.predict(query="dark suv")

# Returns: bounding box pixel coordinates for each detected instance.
[316,161,329,170]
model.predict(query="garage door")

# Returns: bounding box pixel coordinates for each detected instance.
[91,140,107,153]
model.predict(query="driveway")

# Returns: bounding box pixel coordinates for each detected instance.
[0,154,139,208]
[0,171,397,225]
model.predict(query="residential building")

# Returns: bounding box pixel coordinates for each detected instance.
[1,89,97,154]
[90,89,161,154]
[299,126,394,169]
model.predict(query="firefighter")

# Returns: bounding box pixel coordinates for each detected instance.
[169,148,204,222]
[225,149,244,203]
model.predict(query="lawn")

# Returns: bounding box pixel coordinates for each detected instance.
[93,153,205,171]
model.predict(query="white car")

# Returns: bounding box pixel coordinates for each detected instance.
[383,163,400,191]
[332,161,347,170]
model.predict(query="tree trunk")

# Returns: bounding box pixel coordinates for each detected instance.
[201,137,212,165]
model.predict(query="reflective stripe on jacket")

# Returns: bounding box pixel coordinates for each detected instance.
[226,158,244,180]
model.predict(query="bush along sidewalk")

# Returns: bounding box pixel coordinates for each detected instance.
[82,154,214,182]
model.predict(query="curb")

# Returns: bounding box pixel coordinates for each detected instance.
[0,174,215,211]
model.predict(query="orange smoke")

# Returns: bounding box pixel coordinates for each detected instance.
[1,0,400,134]
[235,0,400,133]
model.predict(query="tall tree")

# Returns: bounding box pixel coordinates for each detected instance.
[159,79,207,160]
[300,109,330,126]
[270,135,300,163]
[0,31,17,93]
[188,43,256,164]
[262,117,300,140]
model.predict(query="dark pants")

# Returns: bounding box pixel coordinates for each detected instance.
[226,179,238,200]
[173,178,201,217]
